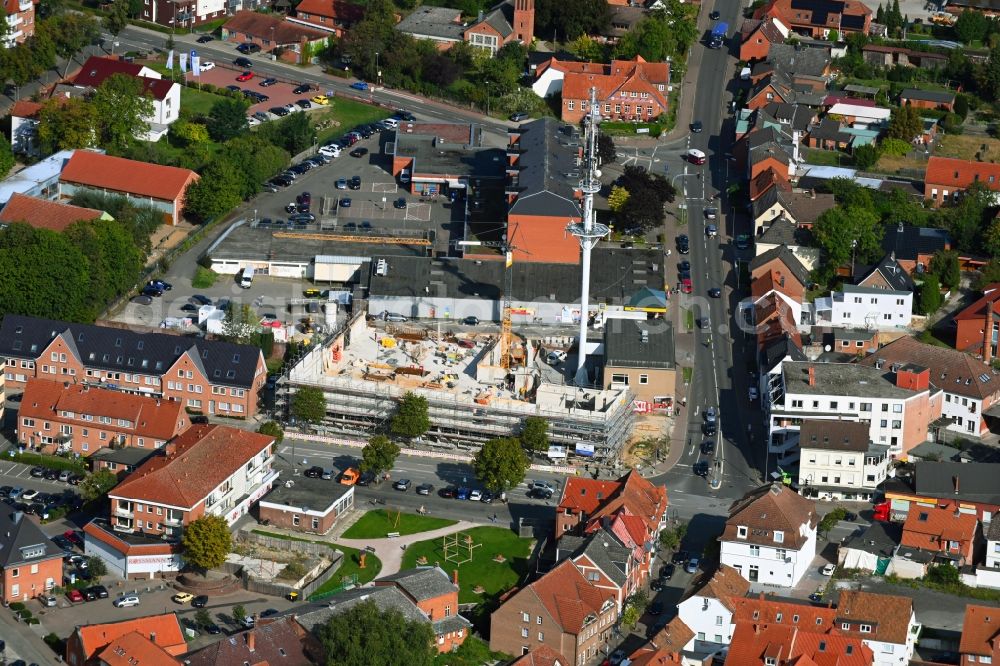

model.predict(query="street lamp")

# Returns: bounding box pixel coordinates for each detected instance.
[851,238,858,277]
[485,80,491,117]
[375,51,380,87]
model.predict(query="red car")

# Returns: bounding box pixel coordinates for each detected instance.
[66,589,84,603]
[681,278,693,294]
[236,71,254,82]
[64,529,83,548]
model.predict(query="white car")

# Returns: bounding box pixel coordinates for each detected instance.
[319,145,341,157]
[469,489,483,501]
[821,564,836,576]
[200,61,216,71]
[114,595,140,608]
[546,350,567,365]
[247,116,261,127]
[21,489,39,501]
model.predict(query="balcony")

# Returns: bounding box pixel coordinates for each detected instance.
[164,515,182,526]
[114,505,133,518]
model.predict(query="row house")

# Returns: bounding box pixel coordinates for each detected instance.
[749,245,811,327]
[953,284,1000,360]
[0,508,62,604]
[837,590,920,666]
[924,156,1000,208]
[961,605,1000,666]
[719,482,819,587]
[17,378,188,456]
[858,335,1000,437]
[627,618,694,666]
[66,614,187,666]
[882,461,1000,525]
[375,567,471,652]
[881,222,952,276]
[221,11,331,65]
[901,504,981,566]
[752,186,836,235]
[755,218,820,272]
[749,167,792,202]
[556,527,642,611]
[554,470,669,580]
[813,284,912,329]
[766,361,943,463]
[184,616,317,666]
[0,315,267,419]
[490,559,618,664]
[753,0,873,38]
[862,44,948,69]
[900,88,956,112]
[753,295,803,354]
[797,419,890,501]
[107,424,277,541]
[750,43,833,83]
[559,56,670,124]
[287,0,364,37]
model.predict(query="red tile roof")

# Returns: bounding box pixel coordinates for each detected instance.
[510,645,572,666]
[960,605,1000,658]
[723,483,818,549]
[901,505,978,548]
[223,11,329,42]
[294,0,364,22]
[184,617,314,666]
[725,620,873,666]
[754,294,802,351]
[526,559,615,634]
[561,56,670,108]
[19,378,187,444]
[560,470,668,542]
[925,156,1000,191]
[558,477,623,514]
[73,614,186,662]
[71,56,175,101]
[60,151,198,203]
[681,564,751,612]
[731,595,838,627]
[10,99,42,119]
[96,631,181,666]
[749,167,792,201]
[535,58,607,80]
[0,193,105,233]
[835,590,914,646]
[953,284,1000,322]
[109,424,274,509]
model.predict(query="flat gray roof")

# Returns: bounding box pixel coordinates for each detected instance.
[604,319,675,369]
[783,361,928,400]
[210,224,432,263]
[395,134,506,179]
[395,6,464,40]
[260,476,353,512]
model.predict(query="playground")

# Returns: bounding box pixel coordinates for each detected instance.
[399,526,534,603]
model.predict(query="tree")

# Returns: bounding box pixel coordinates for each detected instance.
[181,515,232,571]
[977,46,1000,102]
[852,143,881,170]
[105,0,129,35]
[291,387,327,424]
[194,609,212,629]
[79,468,118,501]
[812,205,883,276]
[208,98,250,142]
[87,556,108,579]
[257,421,284,444]
[0,224,93,321]
[37,97,98,152]
[221,135,290,200]
[221,302,259,345]
[817,508,846,536]
[927,563,960,585]
[473,437,530,491]
[184,157,244,221]
[232,604,247,623]
[314,599,435,666]
[360,435,401,474]
[391,391,430,439]
[608,185,630,213]
[0,133,13,178]
[886,104,922,142]
[169,120,210,147]
[65,218,143,317]
[954,94,970,119]
[519,416,549,452]
[985,218,1000,259]
[91,73,155,152]
[919,274,943,315]
[597,134,616,164]
[955,9,990,45]
[930,250,961,290]
[535,0,611,42]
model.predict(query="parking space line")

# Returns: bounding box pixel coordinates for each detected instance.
[372,182,397,194]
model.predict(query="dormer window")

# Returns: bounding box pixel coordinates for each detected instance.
[860,624,871,633]
[737,526,748,539]
[765,658,777,666]
[775,613,783,623]
[773,530,784,543]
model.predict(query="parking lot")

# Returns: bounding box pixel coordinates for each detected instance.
[184,62,322,118]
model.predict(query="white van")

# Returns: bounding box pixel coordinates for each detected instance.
[239,266,254,289]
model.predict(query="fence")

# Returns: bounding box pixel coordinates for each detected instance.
[238,531,336,557]
[229,533,345,599]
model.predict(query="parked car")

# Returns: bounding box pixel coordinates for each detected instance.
[66,589,84,603]
[393,479,411,491]
[509,111,529,122]
[416,483,434,495]
[260,77,277,87]
[114,595,140,608]
[528,487,553,500]
[469,489,483,501]
[294,83,312,94]
[709,10,720,19]
[349,176,362,190]
[270,106,290,117]
[659,564,675,580]
[821,564,836,576]
[439,486,458,499]
[192,595,209,608]
[236,71,254,82]
[200,61,215,70]
[456,487,470,500]
[304,466,324,479]
[236,42,261,54]
[350,147,368,158]
[685,557,700,574]
[148,279,172,291]
[196,34,214,43]
[393,197,407,209]
[131,295,153,305]
[297,99,312,109]
[90,585,109,599]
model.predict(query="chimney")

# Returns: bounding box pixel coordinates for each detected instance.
[954,475,960,495]
[453,569,459,586]
[808,366,816,386]
[984,305,995,365]
[150,632,156,643]
[247,631,256,652]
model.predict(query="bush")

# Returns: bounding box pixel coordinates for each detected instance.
[192,266,218,288]
[9,602,25,611]
[927,563,960,585]
[5,451,86,474]
[43,632,63,653]
[880,137,912,157]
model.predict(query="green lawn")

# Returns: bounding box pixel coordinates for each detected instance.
[341,510,457,539]
[400,526,533,603]
[250,530,382,595]
[803,148,853,167]
[315,99,391,144]
[182,86,229,116]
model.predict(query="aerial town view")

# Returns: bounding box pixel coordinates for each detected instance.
[3,0,1000,662]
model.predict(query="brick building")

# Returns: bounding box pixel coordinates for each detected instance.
[257,476,355,535]
[107,424,278,540]
[0,193,108,232]
[924,156,1000,207]
[559,56,670,124]
[375,567,472,652]
[17,379,188,456]
[753,0,872,38]
[3,0,36,47]
[0,315,267,419]
[0,508,62,604]
[222,12,330,64]
[901,504,981,566]
[738,17,789,61]
[490,559,618,663]
[463,0,534,55]
[287,0,364,37]
[900,88,956,111]
[66,614,187,666]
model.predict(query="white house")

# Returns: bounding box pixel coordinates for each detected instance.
[531,58,605,98]
[719,482,819,588]
[69,56,181,141]
[797,419,890,501]
[677,565,749,652]
[814,284,912,329]
[976,520,1000,590]
[766,362,943,462]
[835,590,921,666]
[858,335,1000,438]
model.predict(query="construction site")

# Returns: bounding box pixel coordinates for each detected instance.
[286,311,636,458]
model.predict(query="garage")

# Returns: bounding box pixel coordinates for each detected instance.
[314,255,363,283]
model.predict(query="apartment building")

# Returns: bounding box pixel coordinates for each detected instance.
[555,527,643,610]
[835,590,920,666]
[796,419,890,501]
[559,56,670,124]
[924,156,1000,207]
[0,315,266,418]
[107,424,277,540]
[490,560,618,664]
[766,361,943,462]
[3,0,36,47]
[719,483,819,587]
[17,379,188,456]
[859,336,1000,437]
[814,284,913,329]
